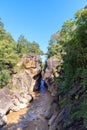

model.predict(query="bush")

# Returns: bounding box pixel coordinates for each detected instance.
[0,70,11,88]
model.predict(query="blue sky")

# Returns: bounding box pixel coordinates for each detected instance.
[0,0,87,53]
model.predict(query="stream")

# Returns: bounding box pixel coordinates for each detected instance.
[2,80,52,130]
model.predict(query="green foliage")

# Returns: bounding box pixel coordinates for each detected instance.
[17,35,43,56]
[17,35,30,56]
[28,41,43,54]
[0,19,20,88]
[47,6,87,125]
[70,95,87,125]
[42,62,46,71]
[0,18,4,28]
[0,41,19,69]
[48,6,87,93]
[0,19,43,88]
[81,69,87,86]
[59,97,67,109]
[70,110,79,121]
[0,70,11,88]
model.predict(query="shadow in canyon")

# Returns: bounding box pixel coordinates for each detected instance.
[1,80,50,130]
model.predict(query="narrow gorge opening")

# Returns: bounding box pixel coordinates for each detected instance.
[33,71,48,93]
[40,79,48,93]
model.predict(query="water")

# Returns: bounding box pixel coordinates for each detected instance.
[40,80,47,93]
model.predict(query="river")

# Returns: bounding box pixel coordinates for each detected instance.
[2,81,52,130]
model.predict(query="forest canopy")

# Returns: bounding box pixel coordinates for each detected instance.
[48,6,87,92]
[0,18,43,88]
[47,6,87,124]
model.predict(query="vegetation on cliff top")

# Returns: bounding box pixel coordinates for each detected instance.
[0,5,87,128]
[48,6,87,92]
[0,19,43,88]
[47,6,87,125]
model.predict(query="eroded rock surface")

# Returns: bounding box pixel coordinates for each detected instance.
[43,58,59,96]
[0,88,33,128]
[0,88,12,128]
[2,92,54,130]
[11,53,42,93]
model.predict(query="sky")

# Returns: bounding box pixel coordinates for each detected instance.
[0,0,87,53]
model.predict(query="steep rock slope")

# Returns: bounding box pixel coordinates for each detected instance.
[0,53,42,128]
[43,57,59,96]
[11,53,42,93]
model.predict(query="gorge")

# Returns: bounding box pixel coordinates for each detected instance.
[0,5,87,130]
[0,53,59,130]
[0,53,87,130]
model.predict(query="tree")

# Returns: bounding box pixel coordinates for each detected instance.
[17,35,30,55]
[0,18,4,28]
[29,41,43,54]
[0,19,19,87]
[47,6,87,93]
[17,35,43,55]
[47,6,87,125]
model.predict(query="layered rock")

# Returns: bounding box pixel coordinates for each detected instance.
[11,53,42,93]
[0,88,33,128]
[43,58,59,96]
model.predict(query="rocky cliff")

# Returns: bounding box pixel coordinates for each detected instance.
[11,53,42,93]
[43,57,59,96]
[0,53,42,128]
[1,55,87,130]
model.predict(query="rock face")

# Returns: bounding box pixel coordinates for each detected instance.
[0,88,33,128]
[43,58,59,95]
[11,53,42,93]
[9,53,42,112]
[0,53,42,128]
[2,92,53,130]
[0,88,12,128]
